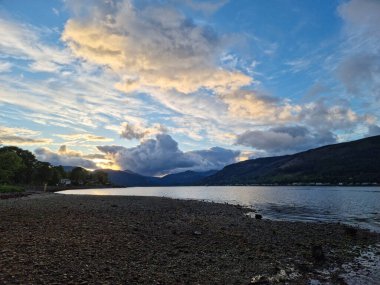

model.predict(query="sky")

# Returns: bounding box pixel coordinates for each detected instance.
[0,0,379,176]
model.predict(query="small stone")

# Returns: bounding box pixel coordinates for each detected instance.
[193,231,202,236]
[311,245,325,263]
[344,226,357,236]
[255,214,263,220]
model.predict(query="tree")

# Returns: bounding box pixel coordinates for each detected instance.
[70,167,89,185]
[0,151,24,184]
[33,161,53,185]
[0,146,37,184]
[49,166,66,185]
[92,170,109,185]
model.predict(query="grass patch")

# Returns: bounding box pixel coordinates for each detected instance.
[0,185,24,193]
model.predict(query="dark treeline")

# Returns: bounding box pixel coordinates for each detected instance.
[0,146,109,187]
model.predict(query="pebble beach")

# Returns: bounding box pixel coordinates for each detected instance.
[0,193,379,284]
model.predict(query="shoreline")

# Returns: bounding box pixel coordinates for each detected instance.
[1,193,379,284]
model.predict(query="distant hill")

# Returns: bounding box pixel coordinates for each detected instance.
[158,170,218,186]
[102,169,217,187]
[202,135,380,185]
[102,169,160,187]
[62,166,76,172]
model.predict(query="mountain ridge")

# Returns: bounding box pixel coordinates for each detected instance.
[99,169,218,187]
[202,135,380,185]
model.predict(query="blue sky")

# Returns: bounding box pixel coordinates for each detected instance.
[0,0,379,175]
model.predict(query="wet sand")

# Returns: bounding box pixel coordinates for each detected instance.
[0,193,379,284]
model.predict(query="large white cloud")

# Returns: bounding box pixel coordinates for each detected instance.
[221,90,301,123]
[62,0,251,95]
[97,134,240,176]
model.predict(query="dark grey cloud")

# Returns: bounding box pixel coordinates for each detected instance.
[236,125,336,155]
[120,123,167,140]
[337,53,380,98]
[96,145,127,154]
[338,0,380,38]
[367,124,380,137]
[97,134,240,176]
[121,124,148,140]
[182,0,229,14]
[299,99,360,131]
[337,0,380,99]
[35,147,97,169]
[304,83,329,99]
[187,147,240,171]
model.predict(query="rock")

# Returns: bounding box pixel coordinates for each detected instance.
[250,275,270,284]
[193,231,202,236]
[311,245,325,263]
[344,226,357,236]
[255,214,263,220]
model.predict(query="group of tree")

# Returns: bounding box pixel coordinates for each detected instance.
[0,146,109,186]
[69,166,109,186]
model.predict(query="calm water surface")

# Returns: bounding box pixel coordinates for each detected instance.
[59,186,380,232]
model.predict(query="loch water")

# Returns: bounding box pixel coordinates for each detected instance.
[59,186,380,232]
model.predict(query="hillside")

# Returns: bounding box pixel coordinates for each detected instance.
[102,170,160,187]
[202,135,380,185]
[103,169,217,187]
[158,170,218,186]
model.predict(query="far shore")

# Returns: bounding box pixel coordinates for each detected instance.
[0,193,379,284]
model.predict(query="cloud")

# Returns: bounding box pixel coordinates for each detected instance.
[304,83,329,99]
[97,134,240,176]
[284,59,311,74]
[35,146,99,169]
[186,147,240,171]
[337,0,380,99]
[221,90,301,123]
[338,0,380,38]
[0,125,52,145]
[298,100,362,132]
[98,134,194,175]
[235,125,336,154]
[0,61,12,72]
[0,16,72,73]
[120,122,167,140]
[55,133,113,142]
[62,0,251,94]
[337,53,380,98]
[367,124,380,137]
[183,0,229,14]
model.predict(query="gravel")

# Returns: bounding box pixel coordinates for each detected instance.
[0,193,379,284]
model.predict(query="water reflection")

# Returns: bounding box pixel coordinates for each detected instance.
[59,186,380,232]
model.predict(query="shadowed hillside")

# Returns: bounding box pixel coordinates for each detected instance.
[103,169,217,187]
[202,135,380,185]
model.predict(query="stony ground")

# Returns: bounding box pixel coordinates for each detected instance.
[0,193,379,284]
